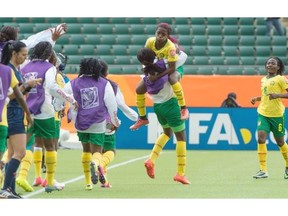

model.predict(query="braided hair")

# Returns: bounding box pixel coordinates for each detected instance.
[0,40,26,65]
[29,41,53,61]
[79,57,102,80]
[0,26,18,42]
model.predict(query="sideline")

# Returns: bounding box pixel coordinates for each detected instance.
[23,154,151,198]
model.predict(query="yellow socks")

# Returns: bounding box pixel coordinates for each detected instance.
[18,150,33,180]
[81,152,92,185]
[45,151,57,186]
[258,143,267,171]
[176,141,187,176]
[280,143,288,168]
[33,147,42,178]
[92,152,102,167]
[101,150,115,170]
[136,93,146,118]
[171,82,186,108]
[150,133,170,163]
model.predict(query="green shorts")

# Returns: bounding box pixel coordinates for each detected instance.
[154,97,185,133]
[55,120,61,139]
[0,125,8,154]
[104,134,116,151]
[257,114,285,138]
[77,132,105,146]
[27,117,56,139]
[176,66,184,78]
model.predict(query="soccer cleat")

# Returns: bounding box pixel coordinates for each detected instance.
[253,170,268,179]
[41,179,47,187]
[101,182,112,188]
[98,165,106,184]
[16,178,34,192]
[180,108,189,120]
[129,119,149,130]
[33,177,43,186]
[0,188,21,199]
[90,162,98,185]
[144,159,155,179]
[284,168,288,179]
[85,184,93,191]
[173,173,191,184]
[44,181,65,193]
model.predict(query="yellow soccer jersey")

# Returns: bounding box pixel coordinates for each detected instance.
[145,37,178,62]
[0,70,18,126]
[54,73,66,121]
[257,75,288,117]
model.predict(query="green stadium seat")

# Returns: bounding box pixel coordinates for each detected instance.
[125,18,142,24]
[223,18,239,26]
[239,36,255,46]
[255,56,268,65]
[99,55,116,64]
[56,34,70,45]
[227,67,244,75]
[145,25,157,35]
[79,45,95,55]
[197,66,216,75]
[255,35,272,46]
[208,35,223,46]
[255,46,271,57]
[225,56,240,65]
[121,65,140,74]
[158,17,173,24]
[100,35,117,45]
[108,65,122,74]
[70,34,86,45]
[67,55,82,64]
[30,17,46,23]
[272,36,287,46]
[95,45,112,55]
[240,56,256,65]
[130,24,146,34]
[53,44,63,53]
[239,26,255,36]
[193,56,209,65]
[110,18,126,24]
[114,24,130,34]
[255,26,266,36]
[223,46,238,56]
[78,17,95,23]
[127,45,142,55]
[34,23,52,32]
[177,35,193,46]
[46,17,62,23]
[258,66,267,75]
[97,24,114,34]
[64,64,79,74]
[191,18,206,25]
[182,65,199,75]
[209,56,225,65]
[111,45,128,55]
[15,17,31,23]
[82,24,98,34]
[180,46,191,55]
[0,18,14,22]
[207,46,222,56]
[94,18,110,24]
[238,46,255,56]
[115,56,131,64]
[207,25,223,36]
[63,45,80,55]
[68,24,83,34]
[217,66,229,75]
[18,23,34,34]
[192,35,208,46]
[271,45,287,57]
[175,25,191,35]
[85,34,102,45]
[174,18,191,25]
[142,18,158,24]
[255,18,266,26]
[223,35,239,46]
[243,66,258,75]
[184,56,193,65]
[191,46,207,56]
[206,18,222,25]
[131,35,147,45]
[223,26,239,36]
[62,17,78,23]
[238,18,255,26]
[130,56,140,64]
[191,25,206,35]
[116,35,132,45]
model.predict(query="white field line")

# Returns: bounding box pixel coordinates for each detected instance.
[23,154,151,198]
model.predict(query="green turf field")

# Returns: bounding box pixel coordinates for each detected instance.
[18,149,288,199]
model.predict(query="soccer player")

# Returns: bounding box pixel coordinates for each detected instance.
[136,47,190,184]
[250,57,288,179]
[130,22,189,130]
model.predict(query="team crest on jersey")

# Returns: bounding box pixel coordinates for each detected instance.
[170,49,176,56]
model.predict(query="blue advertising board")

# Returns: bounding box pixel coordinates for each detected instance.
[116,107,288,150]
